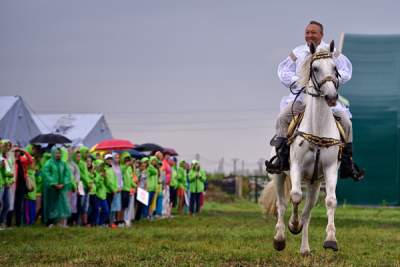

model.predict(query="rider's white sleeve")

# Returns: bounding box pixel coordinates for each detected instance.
[277,57,298,88]
[334,54,353,86]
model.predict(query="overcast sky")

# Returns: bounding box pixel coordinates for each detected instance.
[1,0,399,172]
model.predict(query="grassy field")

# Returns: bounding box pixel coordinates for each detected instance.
[0,200,399,266]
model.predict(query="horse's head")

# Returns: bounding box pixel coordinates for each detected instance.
[308,41,340,106]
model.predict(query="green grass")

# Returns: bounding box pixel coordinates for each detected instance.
[0,200,399,266]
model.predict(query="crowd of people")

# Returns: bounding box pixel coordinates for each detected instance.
[0,139,207,229]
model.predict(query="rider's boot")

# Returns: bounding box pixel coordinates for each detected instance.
[265,137,290,174]
[339,143,365,181]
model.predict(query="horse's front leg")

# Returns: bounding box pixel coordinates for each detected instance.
[273,173,288,251]
[323,163,339,251]
[289,162,303,235]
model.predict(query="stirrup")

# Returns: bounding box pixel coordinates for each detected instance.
[351,164,365,181]
[265,156,283,174]
[340,162,365,182]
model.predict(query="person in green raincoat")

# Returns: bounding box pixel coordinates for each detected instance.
[42,147,72,227]
[86,155,97,226]
[104,154,118,226]
[146,156,159,218]
[37,152,51,222]
[1,140,15,227]
[176,160,187,214]
[67,147,80,226]
[121,154,136,226]
[0,142,14,228]
[74,147,92,226]
[169,157,178,212]
[25,157,39,225]
[94,162,110,226]
[135,157,148,221]
[188,160,207,216]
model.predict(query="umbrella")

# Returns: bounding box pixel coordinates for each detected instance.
[163,147,178,156]
[126,149,146,159]
[134,143,164,153]
[95,139,135,151]
[30,133,72,144]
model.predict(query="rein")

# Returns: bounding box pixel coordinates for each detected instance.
[289,51,341,116]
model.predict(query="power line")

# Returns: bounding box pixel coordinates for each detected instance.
[108,117,269,126]
[114,125,271,133]
[37,107,275,115]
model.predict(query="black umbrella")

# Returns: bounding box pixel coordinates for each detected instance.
[134,143,164,154]
[163,147,179,156]
[30,133,72,144]
[124,149,147,159]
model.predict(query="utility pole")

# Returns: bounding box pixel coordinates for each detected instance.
[195,153,200,162]
[257,158,264,176]
[232,158,239,175]
[217,157,225,174]
[241,160,245,176]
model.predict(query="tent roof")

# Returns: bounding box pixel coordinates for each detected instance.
[33,113,109,142]
[0,96,19,119]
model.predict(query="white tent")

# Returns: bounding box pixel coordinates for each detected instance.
[0,96,41,146]
[33,113,113,147]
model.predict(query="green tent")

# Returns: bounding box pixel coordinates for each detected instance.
[337,34,400,205]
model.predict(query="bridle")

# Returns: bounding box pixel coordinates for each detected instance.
[289,50,341,117]
[306,51,341,97]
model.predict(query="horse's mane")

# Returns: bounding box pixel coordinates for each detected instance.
[297,48,330,88]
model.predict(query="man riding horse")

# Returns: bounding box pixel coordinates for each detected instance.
[265,20,364,181]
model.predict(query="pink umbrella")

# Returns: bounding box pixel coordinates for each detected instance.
[95,139,135,151]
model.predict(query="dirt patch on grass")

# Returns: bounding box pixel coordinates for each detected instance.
[205,184,235,203]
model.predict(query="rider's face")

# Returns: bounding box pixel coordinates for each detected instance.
[305,24,323,46]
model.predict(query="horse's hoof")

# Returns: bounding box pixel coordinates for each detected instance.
[288,222,303,235]
[301,250,311,257]
[273,239,286,251]
[323,240,338,251]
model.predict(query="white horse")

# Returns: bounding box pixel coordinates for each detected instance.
[263,41,342,256]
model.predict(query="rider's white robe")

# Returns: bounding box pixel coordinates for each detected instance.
[277,41,353,118]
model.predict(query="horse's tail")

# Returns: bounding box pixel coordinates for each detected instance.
[259,175,291,216]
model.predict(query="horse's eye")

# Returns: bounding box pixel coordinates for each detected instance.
[313,67,319,72]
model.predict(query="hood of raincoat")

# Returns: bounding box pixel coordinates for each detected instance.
[79,145,89,160]
[93,159,103,168]
[50,146,63,161]
[120,152,131,162]
[71,149,81,164]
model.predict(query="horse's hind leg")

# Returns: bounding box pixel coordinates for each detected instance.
[273,173,287,251]
[289,164,303,235]
[323,165,339,251]
[300,181,321,256]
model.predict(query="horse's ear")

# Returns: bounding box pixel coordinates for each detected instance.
[330,40,335,53]
[309,42,316,54]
